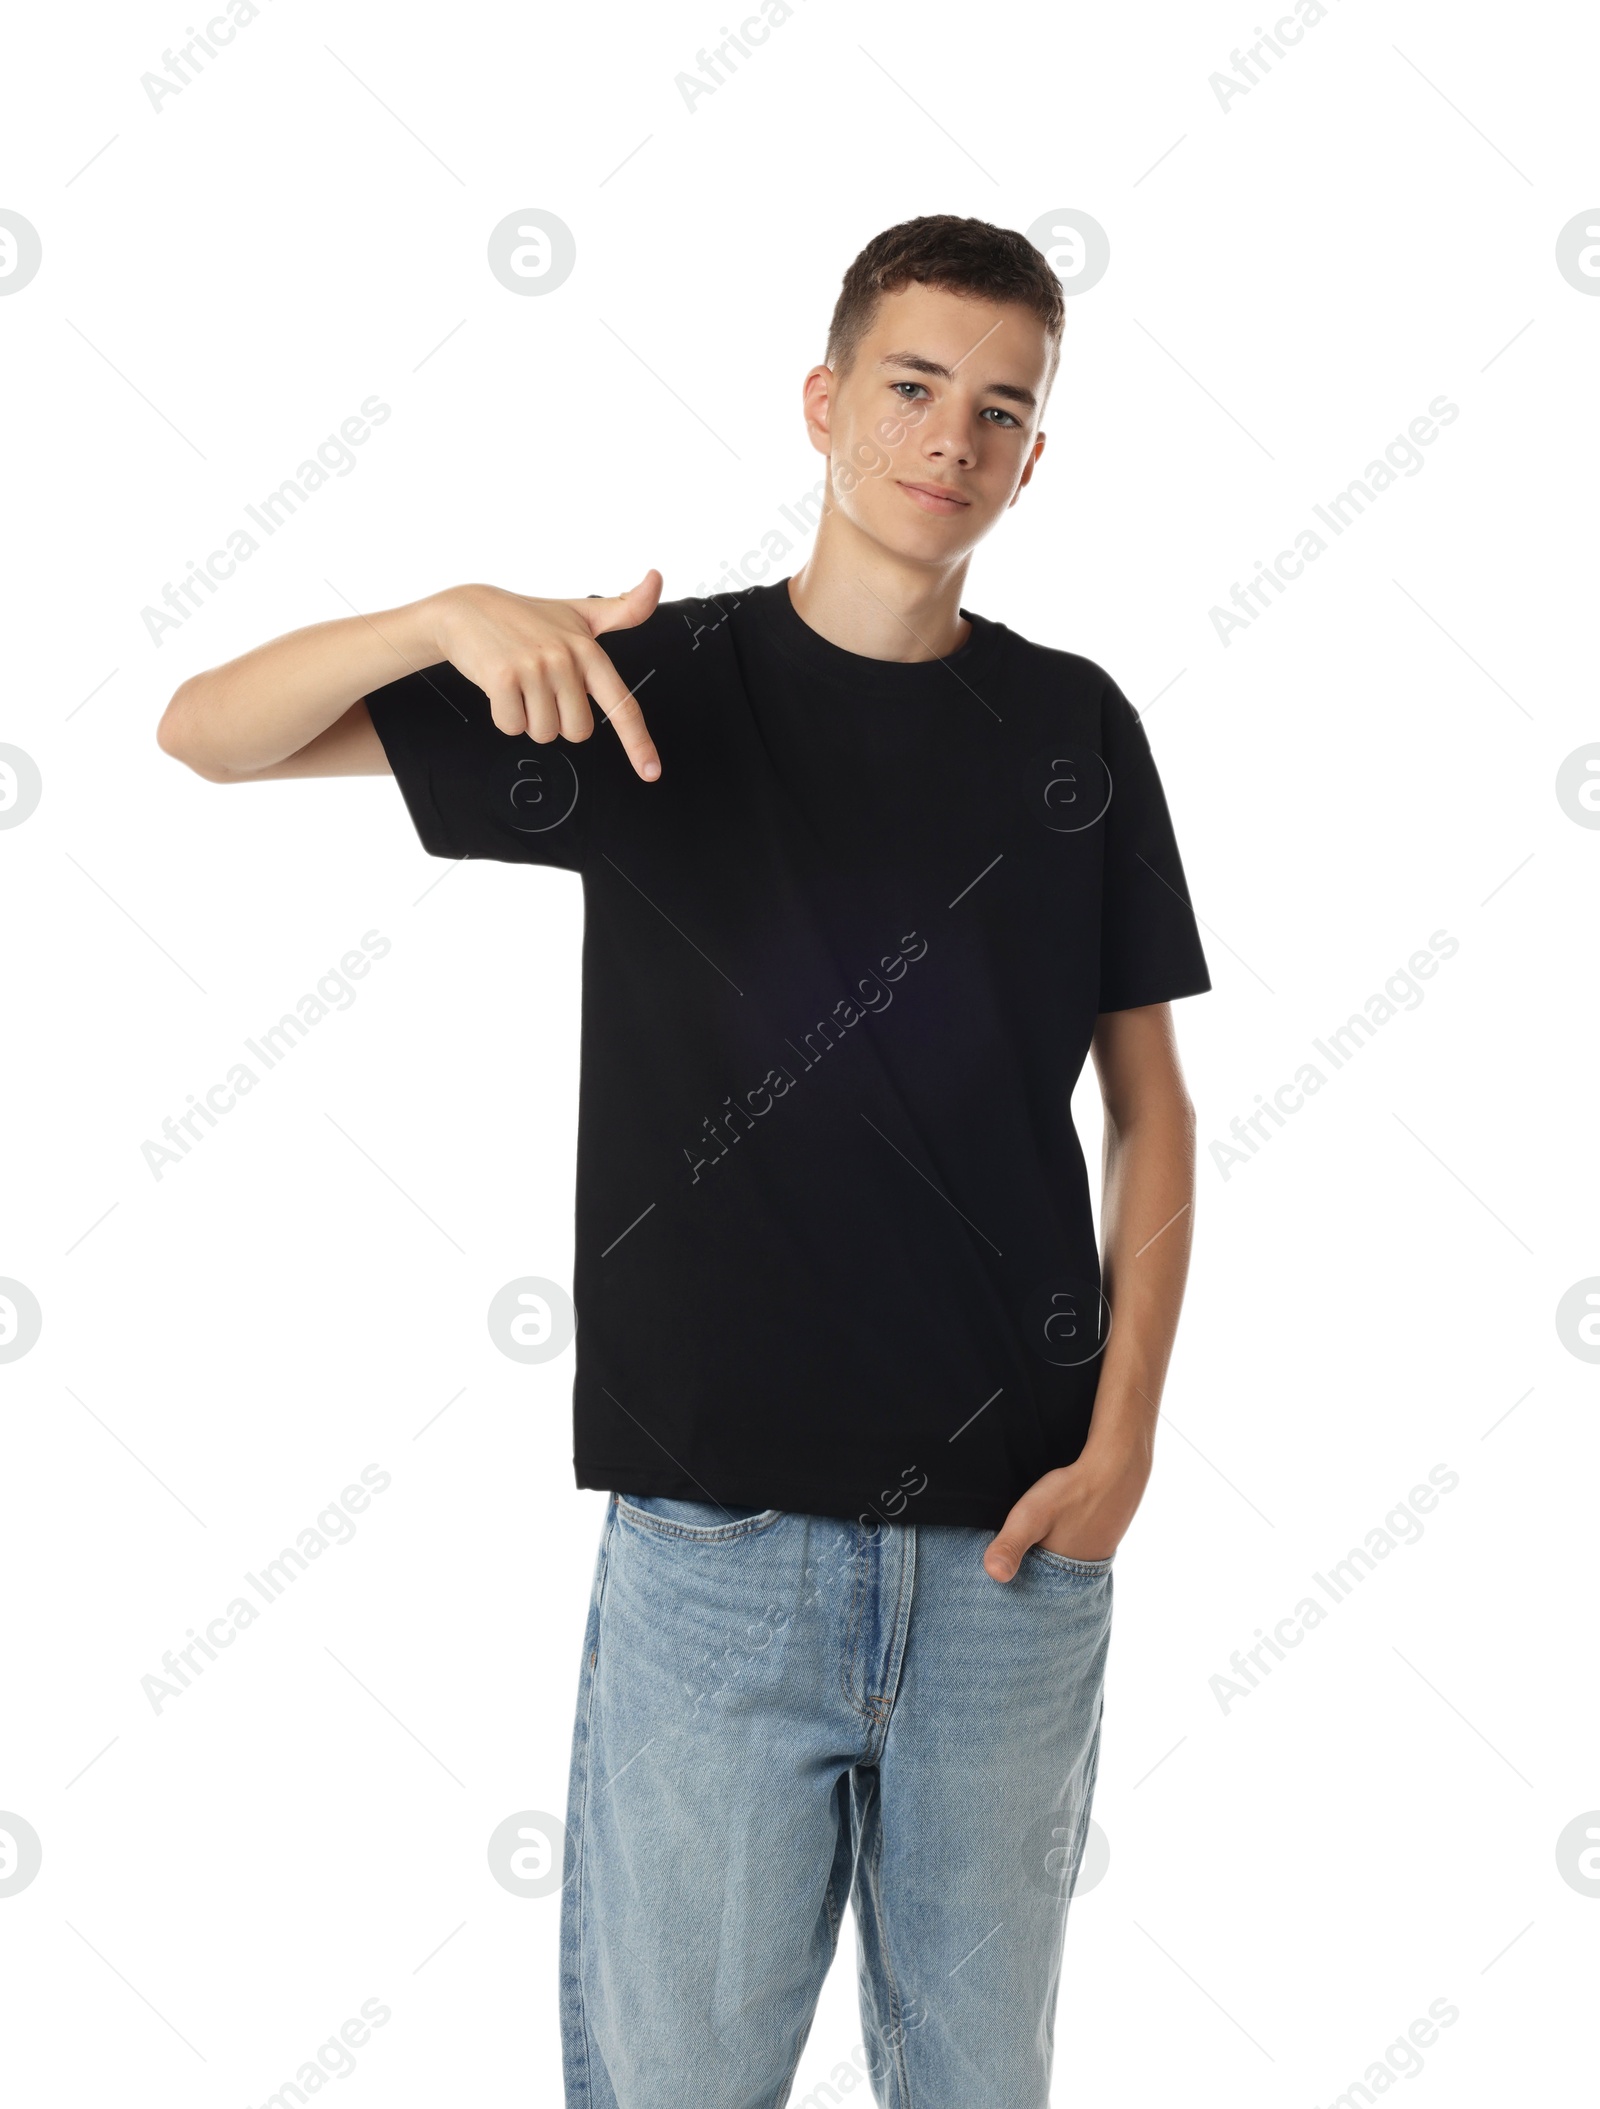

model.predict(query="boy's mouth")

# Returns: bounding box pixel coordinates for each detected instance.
[896,480,971,514]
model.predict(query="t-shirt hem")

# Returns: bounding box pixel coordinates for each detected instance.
[1097,971,1213,1013]
[366,701,460,861]
[574,1458,1014,1531]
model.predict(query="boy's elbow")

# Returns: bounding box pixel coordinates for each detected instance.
[156,679,230,780]
[1158,1079,1197,1146]
[155,680,194,761]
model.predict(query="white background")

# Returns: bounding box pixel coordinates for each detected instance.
[2,0,1597,2101]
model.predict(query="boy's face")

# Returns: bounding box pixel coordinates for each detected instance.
[804,280,1051,566]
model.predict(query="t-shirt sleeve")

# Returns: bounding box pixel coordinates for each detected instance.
[364,659,590,873]
[1096,673,1211,1013]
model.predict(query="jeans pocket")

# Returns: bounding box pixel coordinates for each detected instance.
[1024,1544,1115,1579]
[615,1492,784,1543]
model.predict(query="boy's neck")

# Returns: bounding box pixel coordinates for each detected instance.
[785,516,974,664]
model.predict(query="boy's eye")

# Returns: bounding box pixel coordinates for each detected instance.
[888,380,1021,428]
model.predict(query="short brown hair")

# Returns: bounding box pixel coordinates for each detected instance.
[824,214,1065,407]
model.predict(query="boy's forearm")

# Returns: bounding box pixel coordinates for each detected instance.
[1082,1094,1198,1466]
[156,594,442,778]
[982,1082,1198,1579]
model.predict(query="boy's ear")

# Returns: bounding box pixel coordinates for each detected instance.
[800,365,835,457]
[1009,433,1047,507]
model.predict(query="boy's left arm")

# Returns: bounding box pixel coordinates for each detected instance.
[984,1001,1198,1581]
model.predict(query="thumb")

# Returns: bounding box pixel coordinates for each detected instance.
[578,568,663,637]
[984,1498,1048,1584]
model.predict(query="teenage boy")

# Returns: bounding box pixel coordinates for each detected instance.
[159,213,1210,2108]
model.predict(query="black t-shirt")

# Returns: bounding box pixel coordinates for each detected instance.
[366,578,1210,1529]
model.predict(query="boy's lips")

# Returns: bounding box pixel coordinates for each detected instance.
[897,480,970,514]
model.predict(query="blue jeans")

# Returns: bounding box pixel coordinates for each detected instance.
[559,1492,1113,2108]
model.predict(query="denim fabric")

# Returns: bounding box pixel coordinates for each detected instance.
[559,1492,1112,2108]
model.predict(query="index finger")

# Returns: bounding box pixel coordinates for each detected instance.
[580,639,660,782]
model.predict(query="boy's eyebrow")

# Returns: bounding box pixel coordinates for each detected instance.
[876,349,1038,410]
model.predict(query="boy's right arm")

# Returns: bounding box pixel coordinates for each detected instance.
[155,573,664,784]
